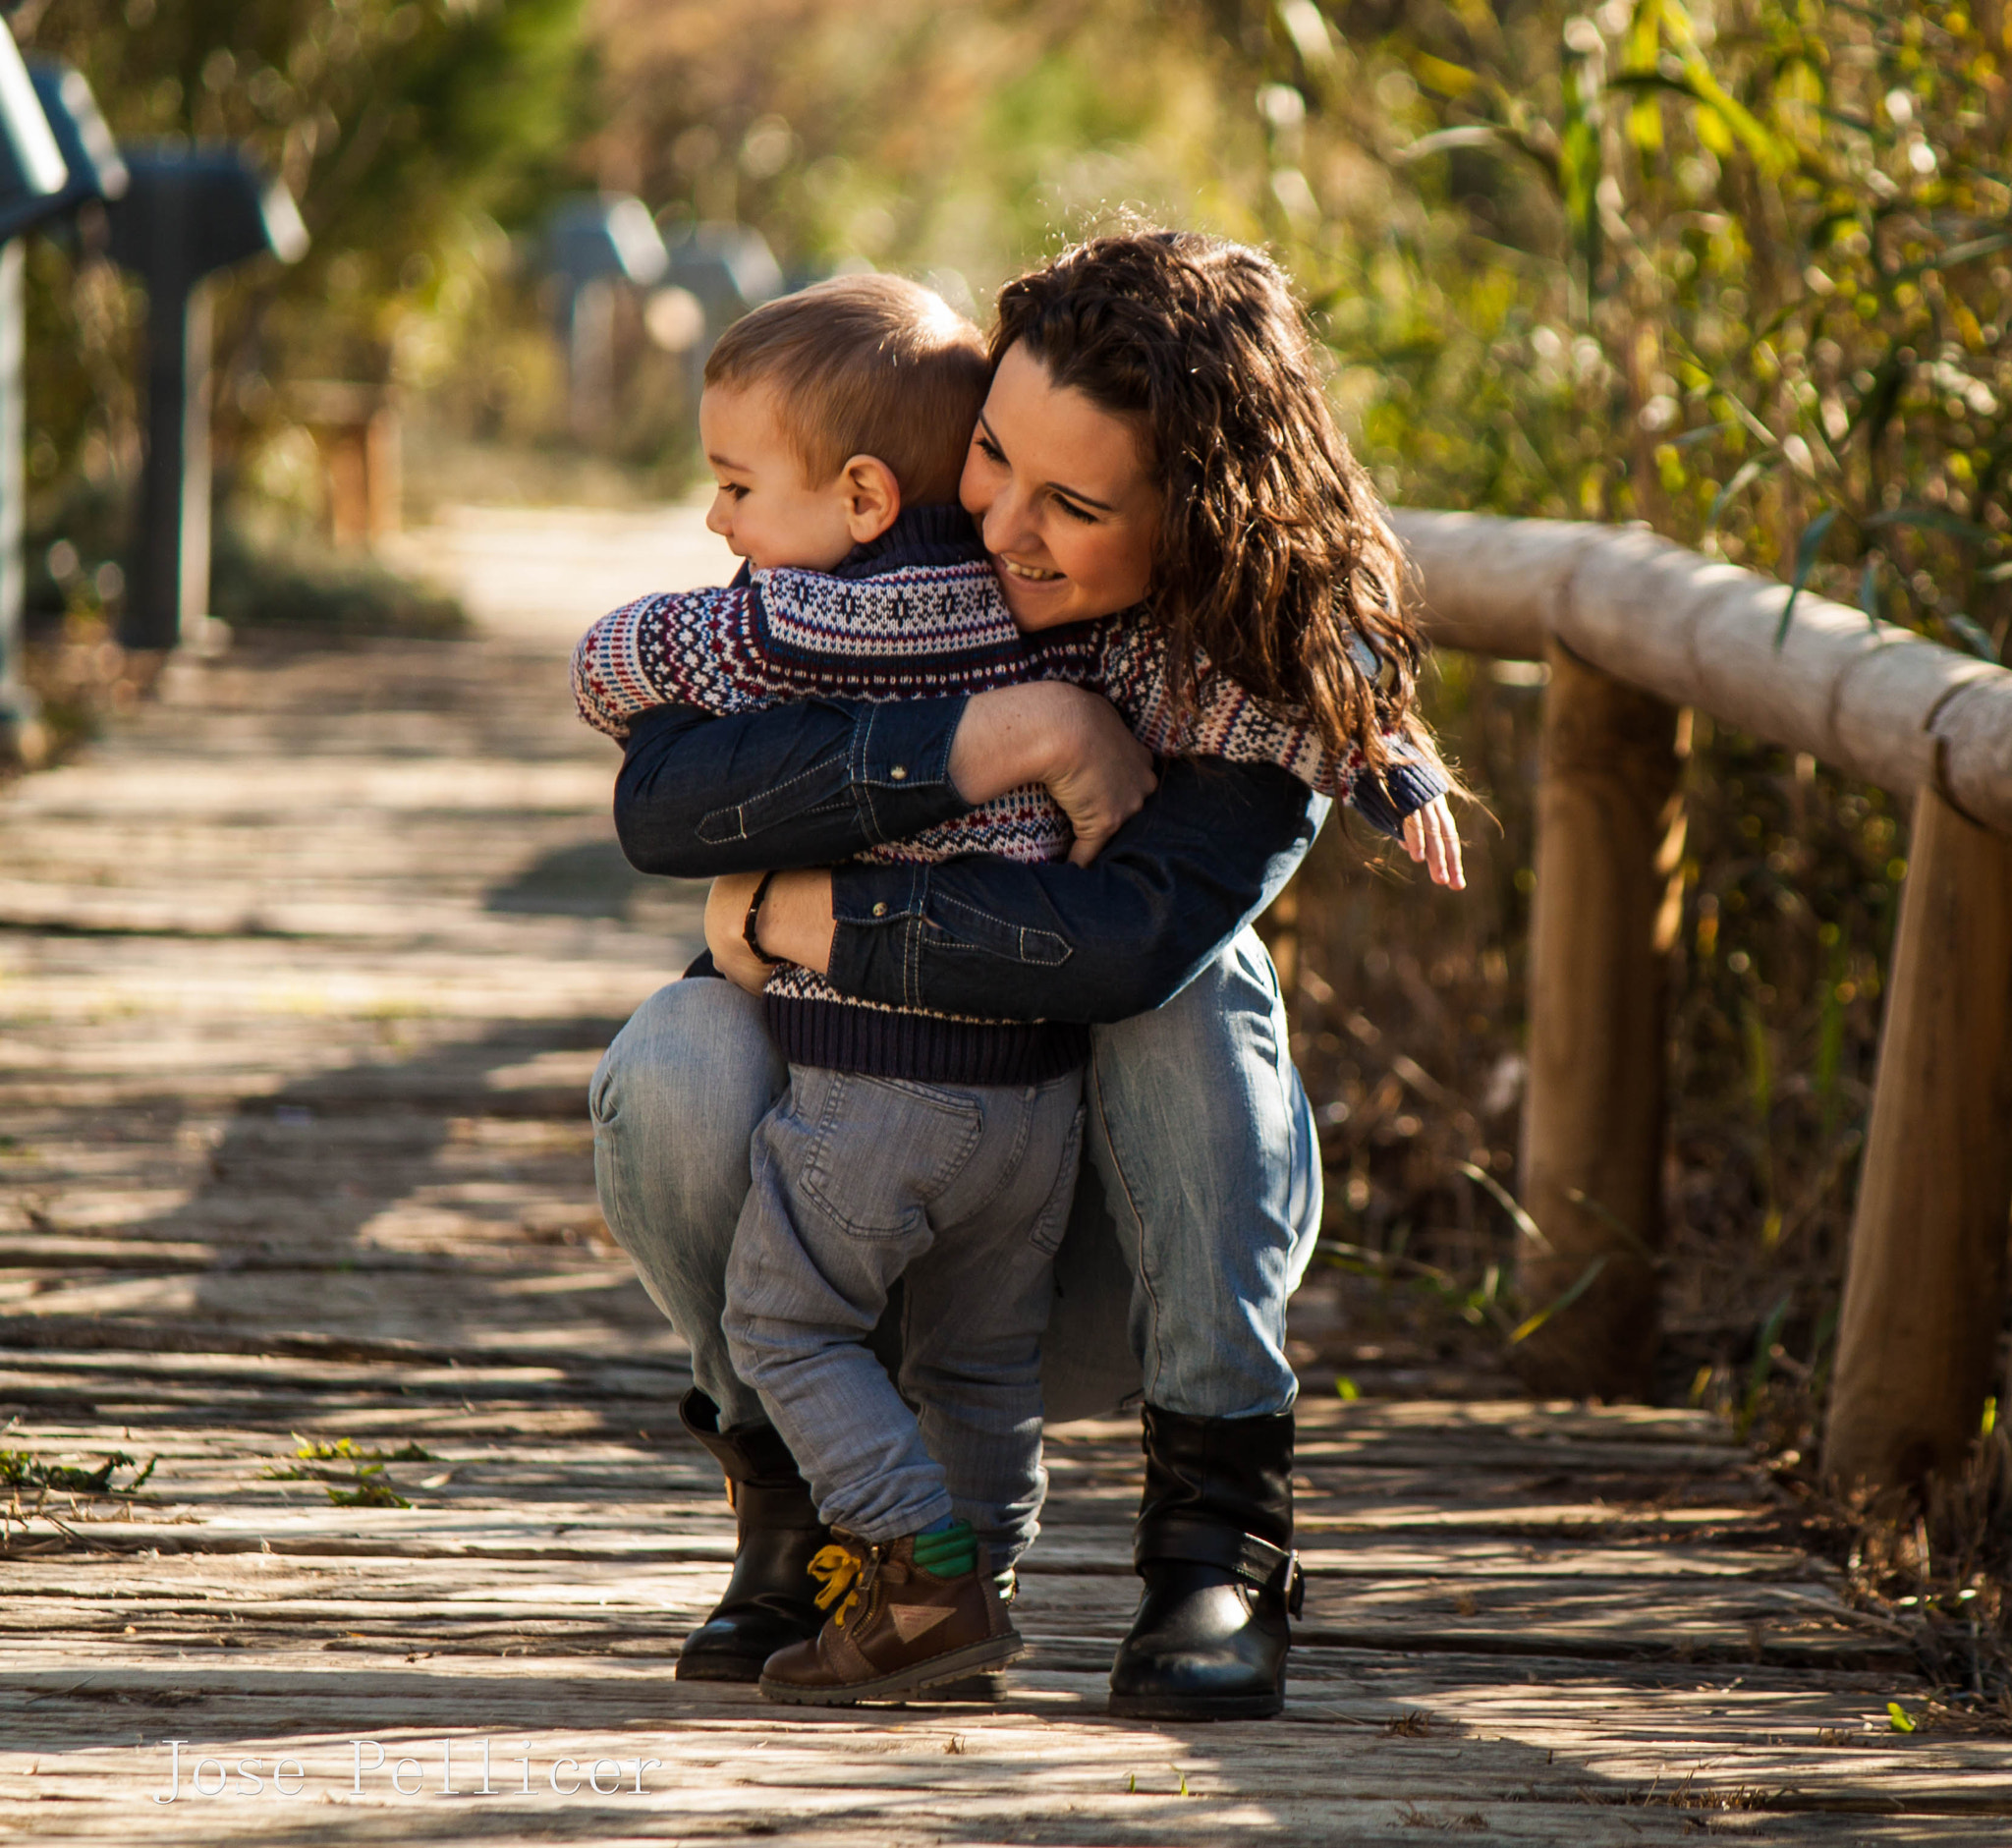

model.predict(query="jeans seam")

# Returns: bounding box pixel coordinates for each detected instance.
[940,1086,1037,1229]
[1028,1103,1085,1257]
[1088,1032,1169,1404]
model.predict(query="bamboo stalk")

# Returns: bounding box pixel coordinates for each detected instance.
[1515,641,1688,1399]
[1821,785,2012,1496]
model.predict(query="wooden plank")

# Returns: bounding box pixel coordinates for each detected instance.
[1824,783,2012,1494]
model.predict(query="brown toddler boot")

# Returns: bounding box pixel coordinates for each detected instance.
[757,1524,1021,1706]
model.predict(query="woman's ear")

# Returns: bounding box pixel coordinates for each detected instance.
[840,455,902,544]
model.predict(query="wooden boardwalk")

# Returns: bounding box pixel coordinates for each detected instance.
[0,508,1998,1844]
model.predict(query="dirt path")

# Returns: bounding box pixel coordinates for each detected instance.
[0,507,1992,1844]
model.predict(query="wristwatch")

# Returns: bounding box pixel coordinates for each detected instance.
[742,869,785,966]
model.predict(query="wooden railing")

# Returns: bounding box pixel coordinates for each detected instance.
[1393,510,2012,1498]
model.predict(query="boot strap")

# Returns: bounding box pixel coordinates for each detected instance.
[1135,1517,1305,1615]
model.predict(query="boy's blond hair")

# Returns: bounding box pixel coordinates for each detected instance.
[704,275,990,505]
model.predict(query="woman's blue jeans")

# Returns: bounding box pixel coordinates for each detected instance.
[588,925,1321,1430]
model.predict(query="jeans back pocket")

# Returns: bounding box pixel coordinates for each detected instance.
[799,1069,984,1239]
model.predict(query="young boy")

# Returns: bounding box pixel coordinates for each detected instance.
[573,276,1443,1705]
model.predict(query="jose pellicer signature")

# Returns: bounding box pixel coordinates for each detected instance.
[151,1738,663,1801]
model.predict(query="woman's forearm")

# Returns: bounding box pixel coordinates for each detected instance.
[823,758,1327,1024]
[613,698,973,878]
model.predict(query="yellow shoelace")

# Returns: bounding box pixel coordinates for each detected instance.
[808,1543,868,1627]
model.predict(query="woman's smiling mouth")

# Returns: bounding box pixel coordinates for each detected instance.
[997,556,1062,582]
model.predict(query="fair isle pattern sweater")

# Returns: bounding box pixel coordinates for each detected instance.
[574,506,1446,1085]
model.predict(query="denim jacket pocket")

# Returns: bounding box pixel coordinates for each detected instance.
[696,756,853,845]
[928,891,1071,967]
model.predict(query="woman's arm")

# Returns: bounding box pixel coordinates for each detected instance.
[740,756,1327,1024]
[613,681,1157,876]
[613,697,972,877]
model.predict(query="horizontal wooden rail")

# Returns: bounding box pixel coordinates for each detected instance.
[1391,510,2012,1494]
[1392,510,2012,838]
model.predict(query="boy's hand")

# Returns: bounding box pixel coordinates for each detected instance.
[704,872,775,993]
[1402,795,1466,890]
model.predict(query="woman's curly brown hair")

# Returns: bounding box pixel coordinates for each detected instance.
[992,228,1422,769]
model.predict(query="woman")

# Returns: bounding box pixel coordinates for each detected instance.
[588,230,1463,1720]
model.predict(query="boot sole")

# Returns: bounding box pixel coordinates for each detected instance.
[758,1635,1023,1707]
[673,1654,762,1684]
[1107,1687,1284,1721]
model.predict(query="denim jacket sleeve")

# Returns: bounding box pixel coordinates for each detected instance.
[825,756,1329,1024]
[611,697,974,875]
[611,697,1437,1026]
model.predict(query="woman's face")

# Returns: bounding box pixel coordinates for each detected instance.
[959,342,1159,632]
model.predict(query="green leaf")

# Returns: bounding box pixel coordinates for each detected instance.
[1776,508,1839,649]
[1706,456,1774,531]
[1865,506,1996,545]
[1412,53,1480,99]
[1887,1702,1916,1734]
[1943,614,1998,662]
[1896,229,2012,284]
[1458,1160,1552,1254]
[1509,1256,1609,1344]
[1670,418,1737,449]
[1745,1292,1794,1412]
[1335,1375,1361,1401]
[1850,355,1908,454]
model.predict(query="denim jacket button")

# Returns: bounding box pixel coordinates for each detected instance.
[872,902,888,917]
[889,765,908,781]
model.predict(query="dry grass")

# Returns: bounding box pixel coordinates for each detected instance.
[1772,1428,2012,1734]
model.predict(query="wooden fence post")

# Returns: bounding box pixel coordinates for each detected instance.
[1516,639,1687,1397]
[1821,785,2012,1496]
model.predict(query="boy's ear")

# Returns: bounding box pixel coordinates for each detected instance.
[839,455,902,544]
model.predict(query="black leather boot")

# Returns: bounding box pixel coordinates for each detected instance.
[674,1389,829,1682]
[1106,1403,1304,1721]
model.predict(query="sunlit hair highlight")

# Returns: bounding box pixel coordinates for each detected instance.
[991,229,1424,767]
[705,275,989,505]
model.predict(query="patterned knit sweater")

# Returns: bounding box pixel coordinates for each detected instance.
[574,504,1446,1085]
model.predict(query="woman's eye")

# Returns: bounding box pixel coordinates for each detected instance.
[1054,497,1098,525]
[975,433,1004,463]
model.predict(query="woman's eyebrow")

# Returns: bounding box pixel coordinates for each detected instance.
[978,414,1118,512]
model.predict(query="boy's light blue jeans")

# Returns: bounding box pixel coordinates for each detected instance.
[723,1066,1083,1559]
[590,926,1320,1446]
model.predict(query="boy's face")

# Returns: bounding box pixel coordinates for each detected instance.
[700,382,859,573]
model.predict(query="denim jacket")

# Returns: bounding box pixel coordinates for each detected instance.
[615,694,1369,1025]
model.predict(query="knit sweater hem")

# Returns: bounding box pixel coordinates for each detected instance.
[765,993,1089,1088]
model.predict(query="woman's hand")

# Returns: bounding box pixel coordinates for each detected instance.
[703,868,839,992]
[1402,795,1466,891]
[950,682,1157,868]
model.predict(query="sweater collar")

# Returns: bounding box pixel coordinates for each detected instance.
[831,502,986,579]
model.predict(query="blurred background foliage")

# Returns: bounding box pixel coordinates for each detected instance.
[12,0,2011,1433]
